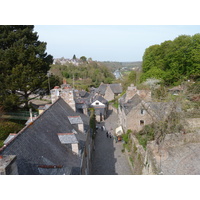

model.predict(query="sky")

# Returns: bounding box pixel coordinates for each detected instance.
[34,25,200,62]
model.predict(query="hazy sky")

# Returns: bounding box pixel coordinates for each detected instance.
[34,25,200,62]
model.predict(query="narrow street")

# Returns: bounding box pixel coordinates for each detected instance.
[91,109,133,175]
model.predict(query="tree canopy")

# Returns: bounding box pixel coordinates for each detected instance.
[0,25,55,110]
[141,34,200,86]
[51,60,115,90]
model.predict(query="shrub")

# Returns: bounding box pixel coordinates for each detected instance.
[0,121,24,140]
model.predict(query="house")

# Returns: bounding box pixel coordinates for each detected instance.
[89,95,108,122]
[0,97,92,175]
[96,83,122,101]
[118,89,179,133]
[118,94,152,132]
[118,84,177,133]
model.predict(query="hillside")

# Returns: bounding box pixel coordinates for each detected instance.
[50,60,115,90]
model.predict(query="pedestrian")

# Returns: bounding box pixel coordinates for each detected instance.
[106,131,108,138]
[110,132,112,138]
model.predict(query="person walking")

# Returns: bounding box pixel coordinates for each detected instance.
[106,131,108,138]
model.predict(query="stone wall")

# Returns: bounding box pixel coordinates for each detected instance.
[126,104,153,133]
[126,130,200,175]
[143,130,200,175]
[124,134,146,175]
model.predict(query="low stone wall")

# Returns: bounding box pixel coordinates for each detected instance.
[124,134,146,175]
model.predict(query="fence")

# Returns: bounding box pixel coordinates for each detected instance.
[2,111,38,120]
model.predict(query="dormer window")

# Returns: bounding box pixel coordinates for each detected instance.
[96,102,99,105]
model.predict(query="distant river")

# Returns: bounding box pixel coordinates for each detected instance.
[113,70,122,79]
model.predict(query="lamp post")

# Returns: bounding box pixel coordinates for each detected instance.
[47,71,51,94]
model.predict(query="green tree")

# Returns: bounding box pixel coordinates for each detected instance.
[141,34,200,86]
[80,56,87,62]
[0,25,53,110]
[72,54,76,60]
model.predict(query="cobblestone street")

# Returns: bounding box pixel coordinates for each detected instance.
[91,110,133,175]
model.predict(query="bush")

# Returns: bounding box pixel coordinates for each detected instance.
[0,121,24,140]
[136,125,155,150]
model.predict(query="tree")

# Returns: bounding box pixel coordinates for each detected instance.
[80,56,87,62]
[72,54,76,60]
[0,25,53,110]
[141,34,200,86]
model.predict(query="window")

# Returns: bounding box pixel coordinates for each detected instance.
[140,120,144,126]
[96,102,99,105]
[141,109,144,114]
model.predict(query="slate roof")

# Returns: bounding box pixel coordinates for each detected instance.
[97,84,108,95]
[57,133,78,144]
[109,84,122,94]
[92,95,108,105]
[144,102,181,120]
[97,83,122,95]
[68,116,83,124]
[122,94,142,115]
[0,97,88,175]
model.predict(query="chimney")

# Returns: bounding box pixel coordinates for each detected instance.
[63,78,67,85]
[0,155,3,159]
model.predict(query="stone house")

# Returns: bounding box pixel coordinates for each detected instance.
[118,85,152,133]
[0,97,92,175]
[119,89,178,133]
[96,83,122,102]
[118,94,153,133]
[118,84,176,133]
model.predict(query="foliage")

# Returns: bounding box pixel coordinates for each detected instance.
[51,60,115,89]
[136,125,155,150]
[0,25,53,110]
[141,34,200,86]
[0,121,24,141]
[122,129,132,152]
[80,56,87,62]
